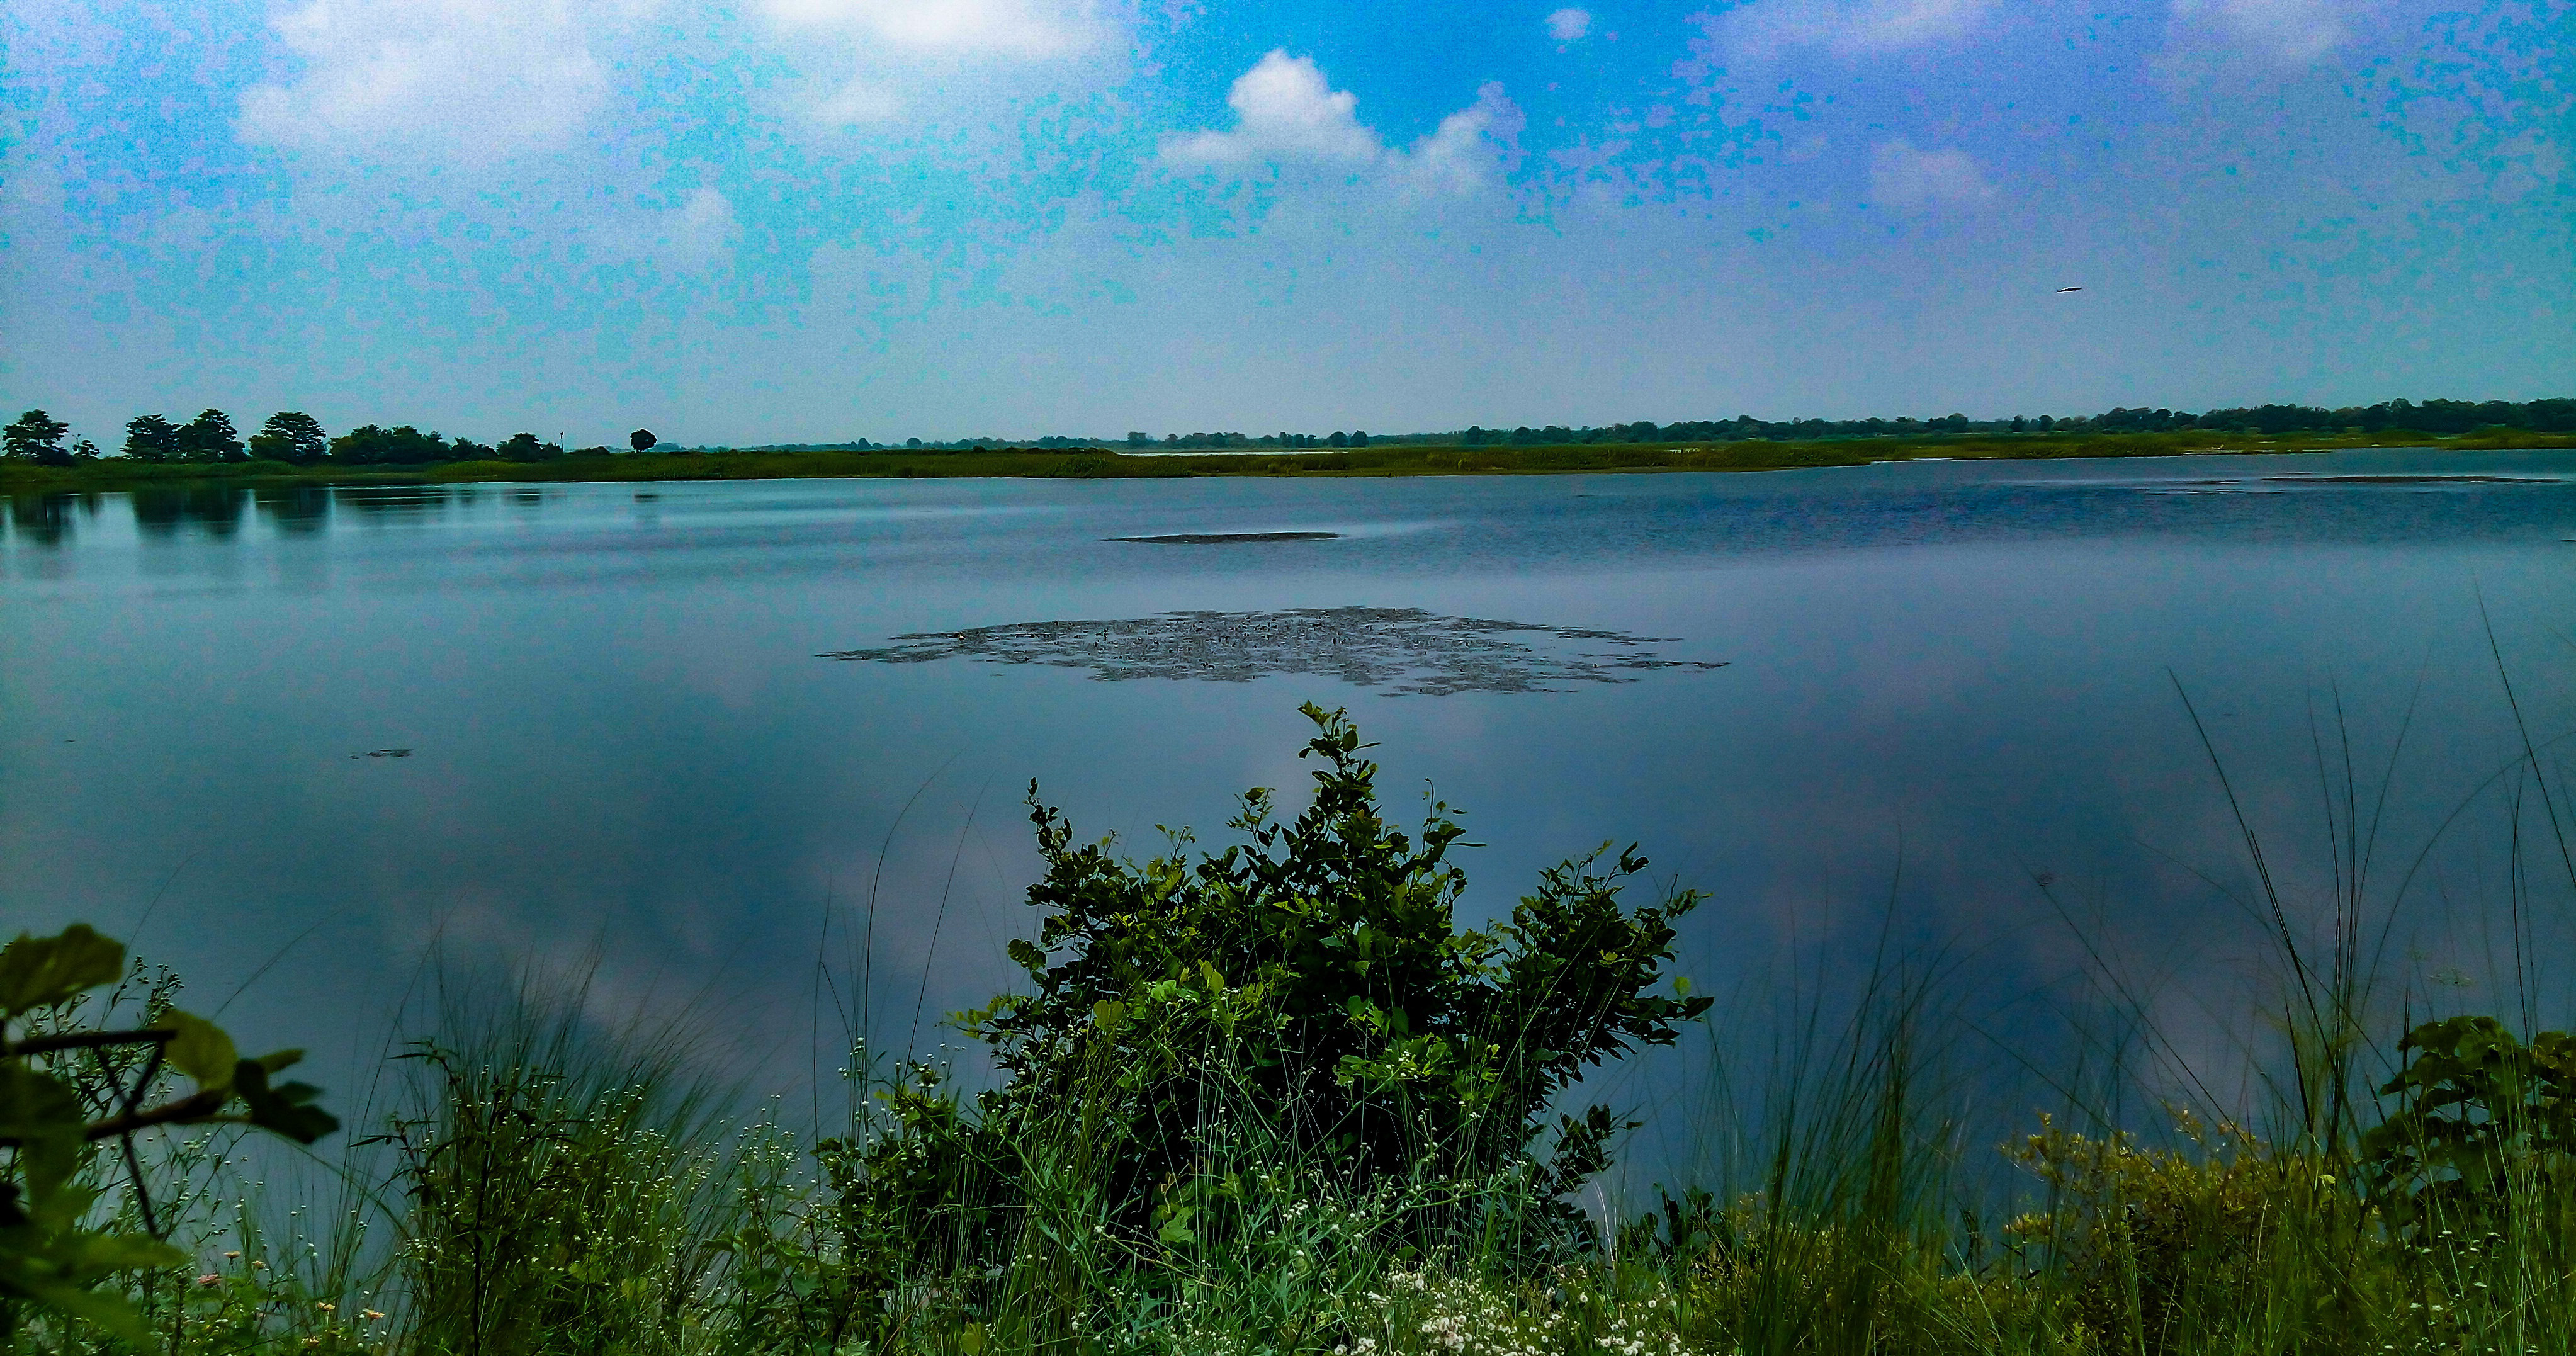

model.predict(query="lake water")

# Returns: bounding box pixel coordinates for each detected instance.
[9,450,2576,1159]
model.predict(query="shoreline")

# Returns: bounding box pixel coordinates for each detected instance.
[6,427,2573,494]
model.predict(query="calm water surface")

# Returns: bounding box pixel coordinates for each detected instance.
[9,450,2576,1149]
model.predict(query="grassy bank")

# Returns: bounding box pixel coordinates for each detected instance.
[6,425,2573,494]
[9,705,2576,1355]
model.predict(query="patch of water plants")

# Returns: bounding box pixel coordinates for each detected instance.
[8,704,2576,1355]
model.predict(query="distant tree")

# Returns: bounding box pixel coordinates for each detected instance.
[249,411,329,465]
[179,409,244,462]
[122,414,184,461]
[72,439,100,460]
[330,424,451,465]
[1326,431,1348,448]
[630,428,658,453]
[2037,415,2056,432]
[497,432,563,463]
[2010,415,2028,432]
[449,437,494,460]
[4,409,73,464]
[1351,430,1370,447]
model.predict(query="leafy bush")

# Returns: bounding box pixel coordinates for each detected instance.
[820,704,1710,1348]
[2364,1015,2576,1240]
[0,925,334,1345]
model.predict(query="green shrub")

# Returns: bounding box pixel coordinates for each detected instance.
[2364,1016,2576,1241]
[818,704,1710,1349]
[0,925,334,1346]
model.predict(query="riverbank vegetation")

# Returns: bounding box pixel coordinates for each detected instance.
[8,704,2576,1354]
[6,394,2575,493]
[7,424,2576,495]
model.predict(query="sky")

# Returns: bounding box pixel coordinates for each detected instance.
[3,0,2570,447]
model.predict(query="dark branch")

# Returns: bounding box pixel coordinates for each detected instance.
[6,1029,175,1058]
[78,1087,232,1141]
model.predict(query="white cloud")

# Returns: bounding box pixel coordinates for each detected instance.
[1166,53,1524,200]
[1399,82,1527,196]
[1715,0,1992,59]
[1868,138,1996,207]
[633,188,739,268]
[1545,8,1593,42]
[237,0,621,155]
[1165,50,1383,166]
[2170,0,2346,62]
[813,79,907,125]
[764,0,1111,59]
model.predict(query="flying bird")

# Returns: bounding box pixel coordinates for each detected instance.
[2055,286,2083,293]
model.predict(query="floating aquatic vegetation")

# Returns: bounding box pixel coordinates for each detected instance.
[818,606,1726,696]
[2144,473,2558,496]
[1105,531,1341,543]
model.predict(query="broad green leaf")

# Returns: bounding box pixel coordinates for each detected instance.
[1091,1000,1126,1032]
[0,1064,85,1201]
[232,1058,337,1143]
[60,1230,189,1272]
[0,924,123,1017]
[0,1265,161,1341]
[152,1009,239,1092]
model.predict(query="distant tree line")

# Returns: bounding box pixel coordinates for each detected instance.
[0,408,635,466]
[5,397,2571,468]
[1437,397,2576,448]
[861,397,2573,452]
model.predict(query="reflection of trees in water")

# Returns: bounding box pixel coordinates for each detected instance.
[130,486,248,538]
[332,484,453,519]
[822,607,1727,696]
[7,493,100,546]
[256,485,331,533]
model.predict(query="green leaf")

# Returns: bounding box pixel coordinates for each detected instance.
[1007,938,1046,973]
[1091,1000,1126,1032]
[0,1063,85,1201]
[232,1058,337,1144]
[0,1269,159,1342]
[0,924,123,1017]
[60,1230,190,1273]
[152,1010,239,1093]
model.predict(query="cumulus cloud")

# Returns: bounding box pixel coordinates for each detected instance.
[237,0,619,155]
[1868,138,1996,207]
[1398,82,1527,195]
[1166,52,1523,199]
[1545,8,1593,42]
[765,0,1112,59]
[1165,50,1384,166]
[2169,0,2346,62]
[1716,0,1992,59]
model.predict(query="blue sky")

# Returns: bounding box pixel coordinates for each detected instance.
[4,0,2568,446]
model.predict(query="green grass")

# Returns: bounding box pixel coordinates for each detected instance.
[6,425,2572,494]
